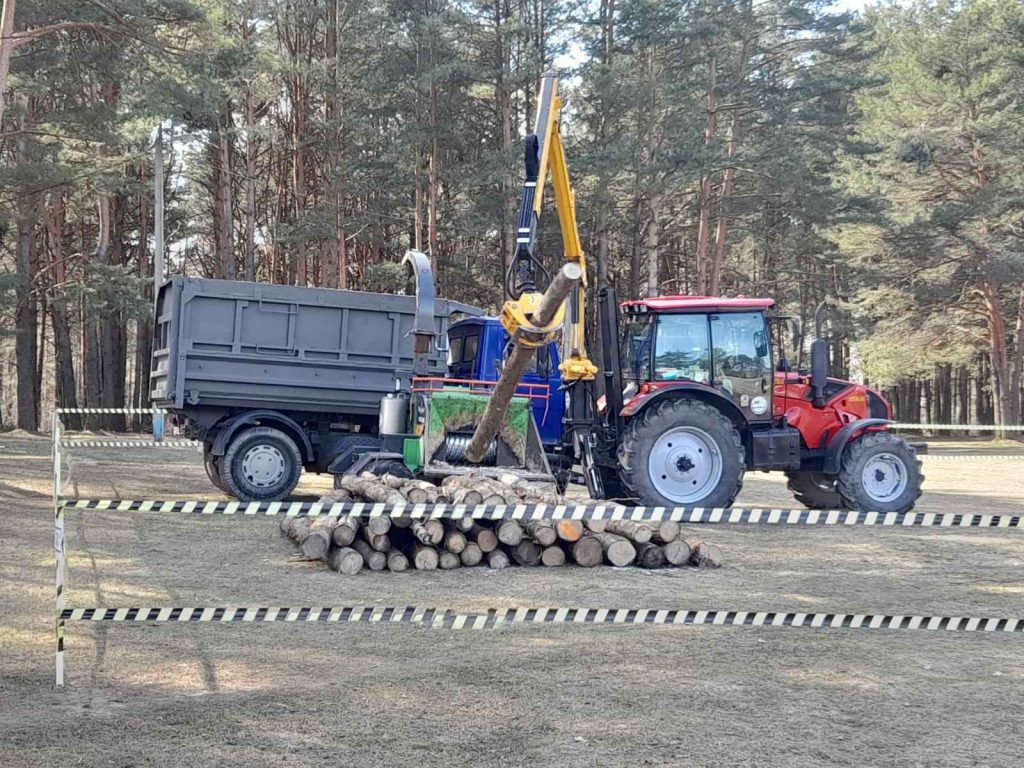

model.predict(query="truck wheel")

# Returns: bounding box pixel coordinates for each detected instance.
[220,427,303,501]
[203,448,231,495]
[618,399,744,507]
[837,432,923,513]
[786,471,843,510]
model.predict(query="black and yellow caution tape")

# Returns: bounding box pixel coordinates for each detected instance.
[59,440,201,450]
[58,499,1023,528]
[57,605,1024,633]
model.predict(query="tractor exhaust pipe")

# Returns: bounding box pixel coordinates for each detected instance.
[465,263,582,463]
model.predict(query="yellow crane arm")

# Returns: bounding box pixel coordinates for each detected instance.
[502,72,597,382]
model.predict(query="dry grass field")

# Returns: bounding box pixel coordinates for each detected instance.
[2,432,1023,767]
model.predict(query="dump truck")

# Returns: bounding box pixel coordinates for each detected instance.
[151,252,483,500]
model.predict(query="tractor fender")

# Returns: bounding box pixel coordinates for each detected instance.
[211,410,315,462]
[620,383,748,427]
[822,418,892,474]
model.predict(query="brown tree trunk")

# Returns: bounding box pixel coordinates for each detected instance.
[694,53,717,295]
[43,194,81,428]
[14,109,38,430]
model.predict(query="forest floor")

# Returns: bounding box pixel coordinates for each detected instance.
[2,432,1023,767]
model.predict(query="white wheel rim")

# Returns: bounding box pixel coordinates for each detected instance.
[861,453,908,502]
[241,444,286,488]
[647,426,723,504]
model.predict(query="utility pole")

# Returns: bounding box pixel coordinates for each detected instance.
[153,123,165,300]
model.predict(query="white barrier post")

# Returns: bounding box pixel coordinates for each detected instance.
[53,410,66,688]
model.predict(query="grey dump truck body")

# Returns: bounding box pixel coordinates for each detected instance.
[151,274,481,498]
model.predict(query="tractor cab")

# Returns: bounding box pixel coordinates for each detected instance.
[619,297,778,424]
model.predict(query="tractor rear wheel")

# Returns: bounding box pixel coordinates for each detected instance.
[786,471,842,510]
[837,432,923,513]
[618,398,744,507]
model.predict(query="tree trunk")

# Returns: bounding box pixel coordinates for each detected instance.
[14,119,38,431]
[44,194,80,428]
[645,194,660,297]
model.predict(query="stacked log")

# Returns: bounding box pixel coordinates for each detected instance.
[279,470,724,573]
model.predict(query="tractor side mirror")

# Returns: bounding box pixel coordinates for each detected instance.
[810,338,828,407]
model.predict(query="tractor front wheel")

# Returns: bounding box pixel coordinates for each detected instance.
[786,471,842,510]
[618,398,744,508]
[837,432,923,513]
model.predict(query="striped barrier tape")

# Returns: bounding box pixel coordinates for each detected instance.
[895,423,1024,432]
[57,605,1024,633]
[59,440,201,450]
[56,408,167,415]
[58,499,1024,528]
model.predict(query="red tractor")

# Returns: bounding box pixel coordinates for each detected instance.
[590,294,923,512]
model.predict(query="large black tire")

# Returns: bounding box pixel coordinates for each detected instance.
[617,398,745,507]
[837,432,923,513]
[786,471,843,510]
[203,448,232,495]
[219,426,303,501]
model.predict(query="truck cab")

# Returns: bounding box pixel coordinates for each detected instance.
[446,317,564,448]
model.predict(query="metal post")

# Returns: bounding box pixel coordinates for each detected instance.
[53,410,65,688]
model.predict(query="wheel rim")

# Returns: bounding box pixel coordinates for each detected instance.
[647,426,723,504]
[861,453,908,503]
[241,444,286,489]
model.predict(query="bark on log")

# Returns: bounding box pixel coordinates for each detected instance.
[481,492,509,505]
[511,540,543,566]
[571,536,603,567]
[301,518,335,559]
[527,521,557,547]
[459,541,483,566]
[331,515,360,546]
[495,472,559,502]
[486,549,510,570]
[592,532,636,567]
[450,488,484,506]
[604,520,652,543]
[470,525,498,552]
[466,262,582,462]
[662,539,692,566]
[495,520,524,546]
[635,541,667,569]
[352,539,386,570]
[287,516,312,543]
[689,541,723,568]
[541,545,566,567]
[438,550,461,570]
[340,475,407,505]
[409,543,439,570]
[387,550,410,573]
[555,519,584,543]
[326,545,363,575]
[412,519,444,545]
[363,528,391,552]
[443,529,467,554]
[651,520,681,544]
[318,489,352,504]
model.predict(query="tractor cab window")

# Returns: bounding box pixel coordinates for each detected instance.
[652,314,712,383]
[710,313,771,382]
[621,317,653,381]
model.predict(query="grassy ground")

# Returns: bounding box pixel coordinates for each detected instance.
[2,433,1023,767]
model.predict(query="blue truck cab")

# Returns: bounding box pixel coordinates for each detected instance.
[446,317,565,448]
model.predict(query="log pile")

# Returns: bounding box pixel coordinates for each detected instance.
[281,471,724,573]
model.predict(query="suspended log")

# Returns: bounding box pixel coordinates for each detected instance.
[495,520,524,546]
[470,525,498,553]
[571,536,603,567]
[662,539,692,566]
[541,545,566,567]
[443,529,467,554]
[409,544,439,571]
[511,540,543,566]
[438,550,461,570]
[604,520,652,543]
[387,550,410,573]
[527,521,557,547]
[465,263,582,462]
[331,515,360,547]
[635,542,667,569]
[459,541,483,566]
[486,549,511,570]
[555,519,584,543]
[300,518,335,559]
[352,539,386,571]
[326,545,363,575]
[592,532,636,567]
[689,541,723,568]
